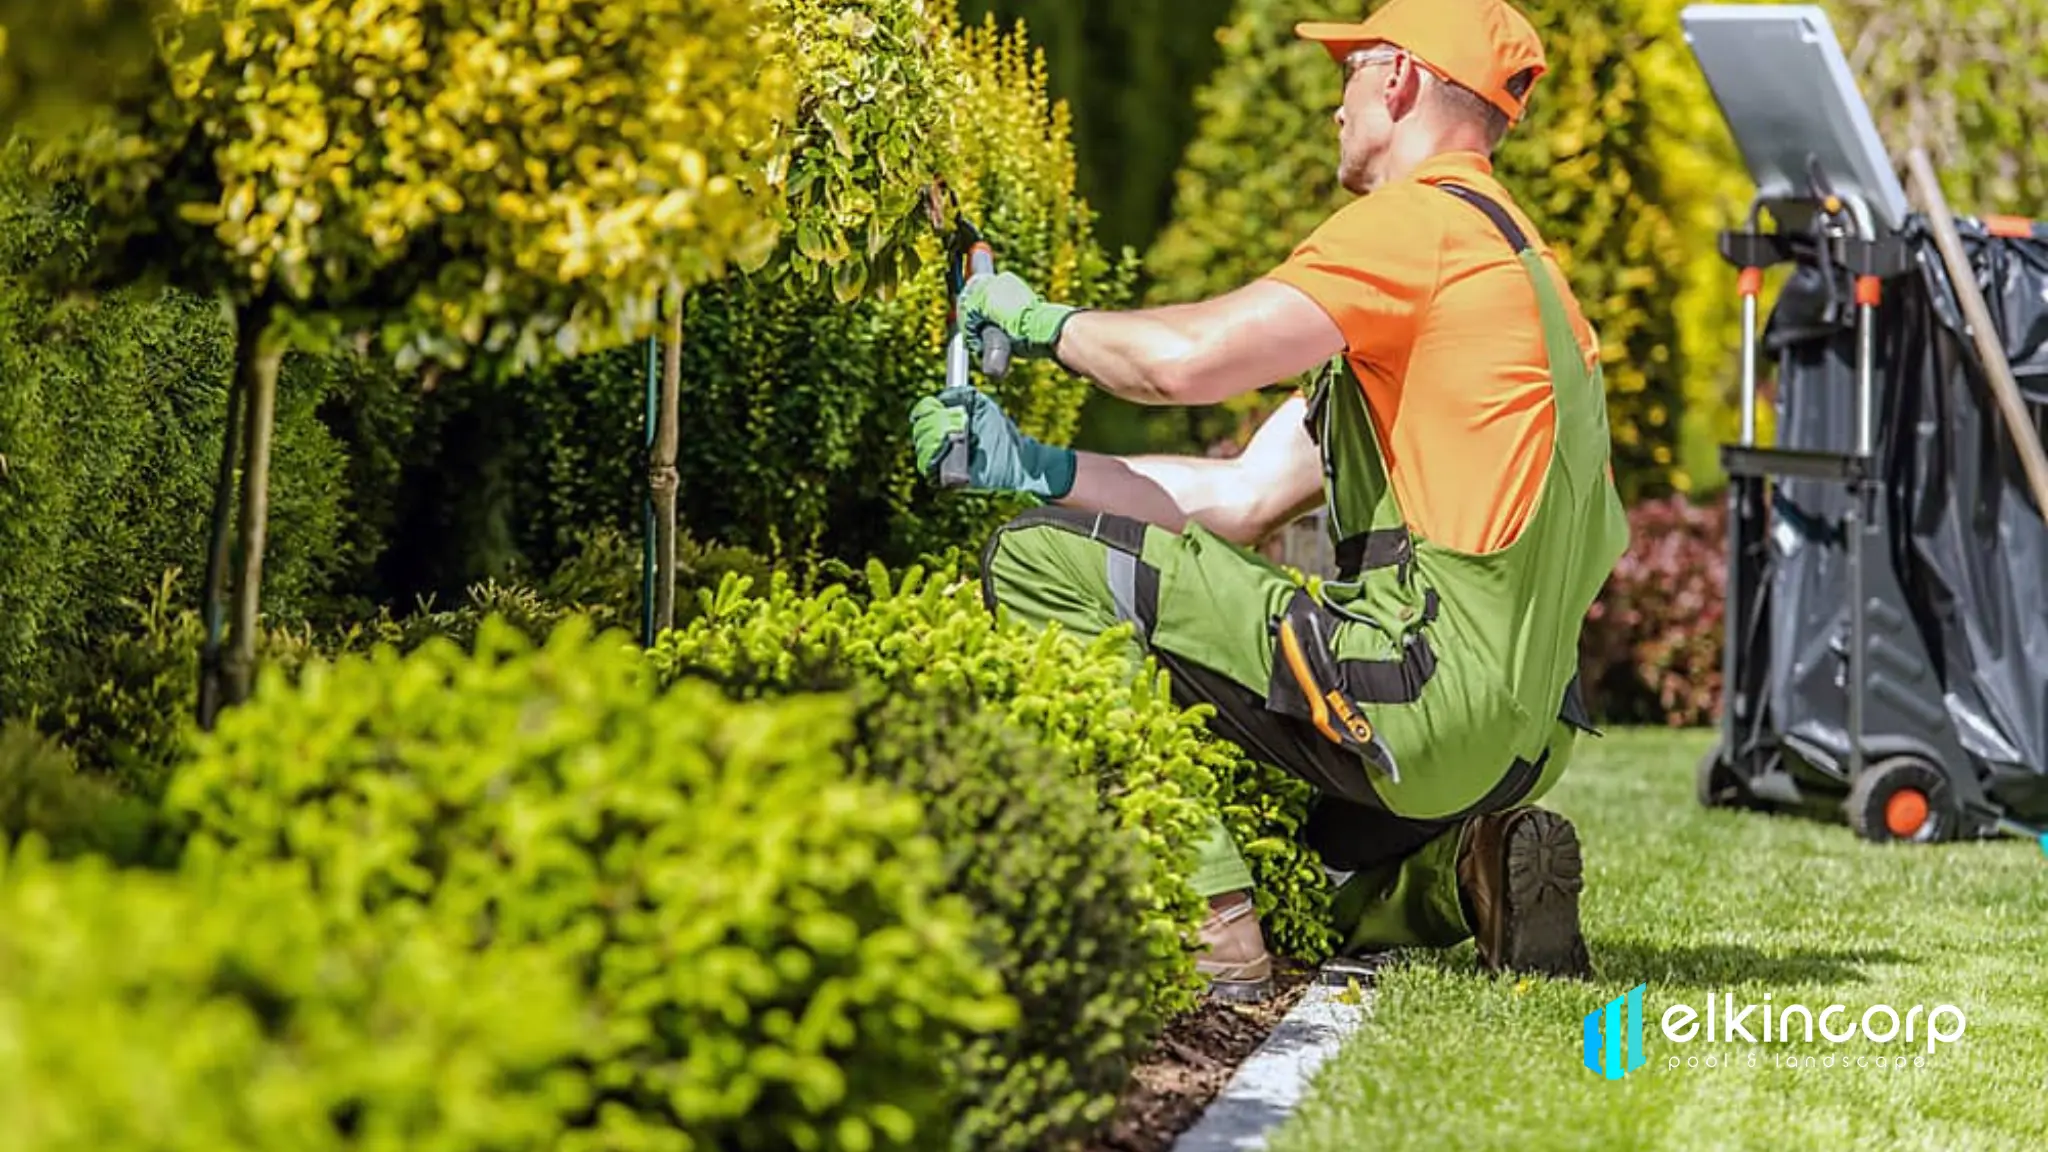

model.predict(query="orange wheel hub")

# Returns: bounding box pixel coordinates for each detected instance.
[1885,789,1930,837]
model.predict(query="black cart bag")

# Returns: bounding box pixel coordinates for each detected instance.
[1703,210,2048,845]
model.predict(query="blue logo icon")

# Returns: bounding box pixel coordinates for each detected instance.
[1584,983,1647,1080]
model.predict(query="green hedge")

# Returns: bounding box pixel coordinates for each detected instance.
[0,840,591,1151]
[661,12,1135,567]
[13,523,724,804]
[1822,0,2048,219]
[22,570,330,800]
[164,616,1014,1152]
[0,149,386,712]
[670,646,1165,1150]
[368,9,1136,593]
[0,721,172,867]
[649,561,1340,1010]
[857,694,1158,1151]
[953,0,1238,255]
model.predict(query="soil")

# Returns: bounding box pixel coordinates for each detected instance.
[1083,960,1319,1152]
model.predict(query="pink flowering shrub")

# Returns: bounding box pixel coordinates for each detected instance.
[1580,495,1728,727]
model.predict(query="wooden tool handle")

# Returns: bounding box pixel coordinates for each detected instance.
[1905,147,2048,527]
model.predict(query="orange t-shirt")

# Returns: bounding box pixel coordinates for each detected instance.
[1263,150,1598,555]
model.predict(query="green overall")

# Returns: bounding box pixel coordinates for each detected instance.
[980,181,1629,952]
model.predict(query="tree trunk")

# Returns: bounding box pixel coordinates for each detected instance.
[222,323,283,709]
[197,300,247,732]
[650,283,683,637]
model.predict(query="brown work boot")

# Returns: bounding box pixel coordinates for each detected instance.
[1196,889,1272,1002]
[1456,806,1592,980]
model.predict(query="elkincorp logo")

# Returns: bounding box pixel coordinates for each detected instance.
[1584,983,1646,1080]
[1582,984,1968,1080]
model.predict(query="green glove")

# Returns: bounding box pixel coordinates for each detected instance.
[910,386,1076,499]
[959,271,1081,362]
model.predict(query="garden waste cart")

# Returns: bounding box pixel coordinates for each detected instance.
[1684,5,2048,845]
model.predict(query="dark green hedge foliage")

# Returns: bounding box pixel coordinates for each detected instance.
[673,645,1163,1151]
[21,570,328,800]
[0,149,378,713]
[0,840,592,1151]
[164,617,1014,1152]
[953,0,1240,257]
[864,695,1159,1151]
[16,522,708,799]
[0,721,174,868]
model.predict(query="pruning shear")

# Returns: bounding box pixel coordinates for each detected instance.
[925,181,1013,488]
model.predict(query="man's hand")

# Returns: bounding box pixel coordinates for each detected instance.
[959,271,1081,362]
[910,386,1077,499]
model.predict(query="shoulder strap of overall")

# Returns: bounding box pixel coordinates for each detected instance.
[1434,181,1530,252]
[1429,180,1605,480]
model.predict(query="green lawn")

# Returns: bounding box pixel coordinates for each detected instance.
[1267,728,2048,1152]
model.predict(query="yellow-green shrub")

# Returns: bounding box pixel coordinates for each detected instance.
[661,8,1137,565]
[1818,0,2048,216]
[374,5,1135,578]
[0,0,164,130]
[648,561,1342,1014]
[1144,0,1750,500]
[680,640,1165,1152]
[19,0,799,374]
[0,840,591,1151]
[164,617,1015,1152]
[760,0,962,303]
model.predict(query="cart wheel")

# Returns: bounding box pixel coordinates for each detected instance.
[1845,756,1953,844]
[1696,745,1746,809]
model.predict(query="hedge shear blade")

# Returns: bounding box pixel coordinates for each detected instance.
[924,181,1013,489]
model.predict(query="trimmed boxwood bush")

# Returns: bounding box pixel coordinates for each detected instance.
[162,615,1014,1152]
[672,644,1163,1151]
[0,839,591,1150]
[648,561,1341,1015]
[866,695,1156,1151]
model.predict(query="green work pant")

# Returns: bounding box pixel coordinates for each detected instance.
[978,507,1555,952]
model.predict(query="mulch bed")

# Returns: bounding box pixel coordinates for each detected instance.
[1084,960,1320,1152]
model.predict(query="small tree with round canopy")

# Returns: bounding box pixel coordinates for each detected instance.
[5,0,812,723]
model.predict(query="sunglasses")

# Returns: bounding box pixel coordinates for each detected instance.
[1342,46,1405,84]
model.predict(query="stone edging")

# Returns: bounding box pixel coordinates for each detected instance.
[1169,964,1375,1152]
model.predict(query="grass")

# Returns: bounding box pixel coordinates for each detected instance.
[1266,727,2048,1152]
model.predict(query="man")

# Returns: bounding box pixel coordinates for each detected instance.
[910,0,1629,1001]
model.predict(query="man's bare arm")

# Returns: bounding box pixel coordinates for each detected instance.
[1055,279,1347,408]
[1055,394,1326,548]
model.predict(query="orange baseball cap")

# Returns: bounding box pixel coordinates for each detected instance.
[1297,0,1548,124]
